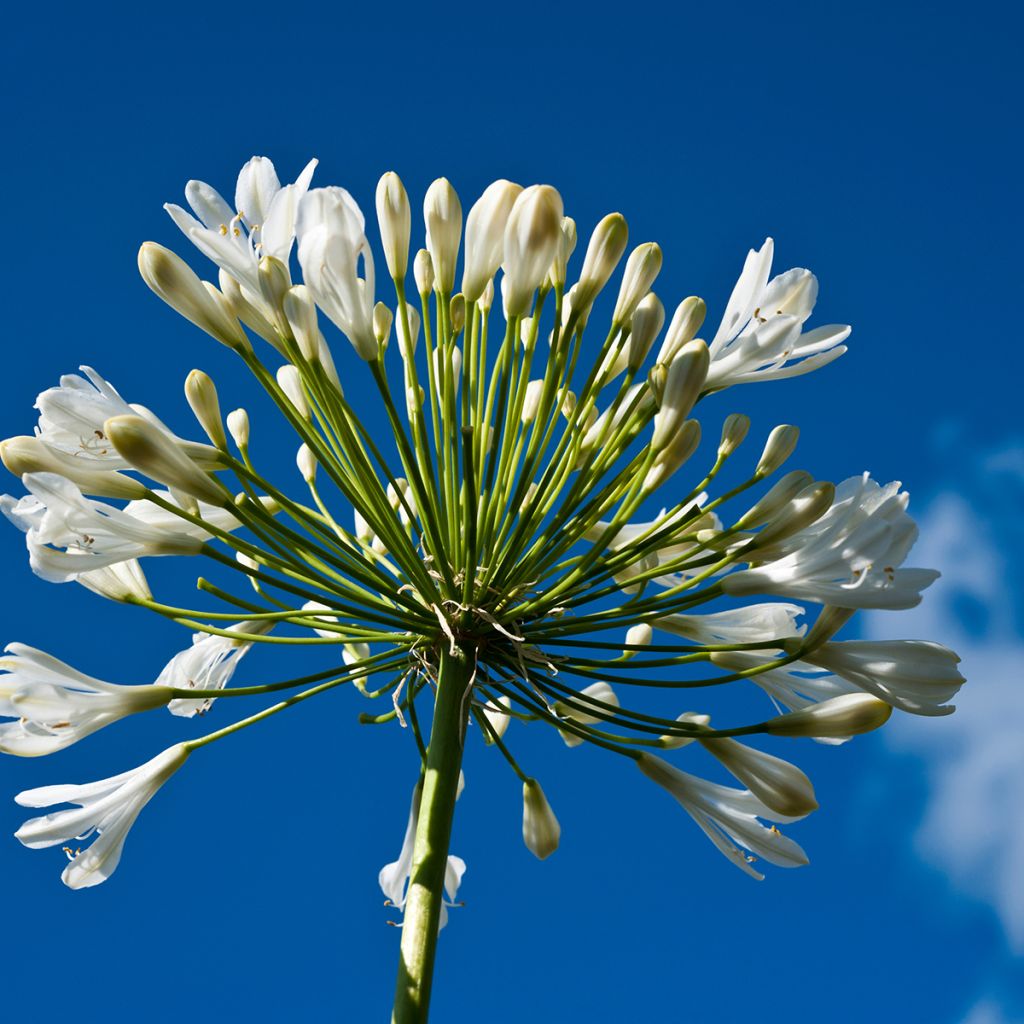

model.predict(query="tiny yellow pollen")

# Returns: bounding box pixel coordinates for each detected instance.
[218,224,228,235]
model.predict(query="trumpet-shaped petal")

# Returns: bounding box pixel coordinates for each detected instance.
[655,603,806,645]
[554,681,619,747]
[14,744,189,889]
[0,644,171,756]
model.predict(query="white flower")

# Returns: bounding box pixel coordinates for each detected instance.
[705,238,850,390]
[722,474,940,609]
[522,779,560,860]
[165,155,317,296]
[800,639,964,716]
[75,559,152,603]
[698,737,818,816]
[654,603,806,644]
[158,621,273,718]
[379,779,466,930]
[14,744,189,889]
[0,644,171,756]
[295,187,378,360]
[636,752,809,879]
[554,681,619,747]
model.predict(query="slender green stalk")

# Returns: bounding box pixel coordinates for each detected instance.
[392,645,473,1024]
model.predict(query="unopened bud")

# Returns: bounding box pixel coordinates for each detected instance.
[547,216,577,288]
[479,277,495,311]
[462,179,522,302]
[644,419,701,491]
[756,425,799,477]
[424,178,462,293]
[276,365,310,420]
[626,293,666,372]
[397,306,421,358]
[373,302,393,348]
[433,346,462,400]
[740,470,815,527]
[651,341,710,451]
[0,436,146,499]
[718,413,750,457]
[449,293,466,336]
[376,171,411,280]
[283,285,320,361]
[522,379,545,424]
[658,711,711,750]
[554,682,618,748]
[612,243,662,326]
[257,255,291,318]
[343,642,371,666]
[764,693,893,738]
[502,185,564,317]
[138,243,250,352]
[219,269,279,349]
[647,363,668,405]
[184,370,227,450]
[698,737,818,817]
[105,415,225,504]
[624,623,653,653]
[227,408,250,450]
[413,249,434,296]
[481,695,513,742]
[522,779,560,860]
[656,297,706,365]
[751,481,834,551]
[296,443,317,483]
[574,213,629,314]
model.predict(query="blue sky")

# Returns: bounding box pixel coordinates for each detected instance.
[1,2,1021,1021]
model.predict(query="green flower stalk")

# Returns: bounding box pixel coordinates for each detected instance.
[0,155,965,1023]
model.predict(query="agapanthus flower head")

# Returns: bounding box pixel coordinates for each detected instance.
[0,152,961,1022]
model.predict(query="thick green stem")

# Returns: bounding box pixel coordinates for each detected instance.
[391,645,473,1024]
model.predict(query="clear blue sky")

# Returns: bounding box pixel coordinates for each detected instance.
[2,2,1021,1021]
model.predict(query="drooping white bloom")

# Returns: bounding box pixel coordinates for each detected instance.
[799,639,964,716]
[75,559,152,603]
[158,621,273,717]
[522,779,560,860]
[655,603,807,644]
[165,155,317,296]
[705,238,850,390]
[379,779,466,930]
[0,644,171,756]
[698,737,818,817]
[554,681,619,747]
[14,744,189,889]
[722,474,939,609]
[636,752,809,879]
[295,187,378,360]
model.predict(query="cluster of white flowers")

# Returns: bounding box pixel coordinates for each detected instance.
[0,155,961,914]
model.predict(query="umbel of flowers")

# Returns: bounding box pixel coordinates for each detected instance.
[0,157,963,1023]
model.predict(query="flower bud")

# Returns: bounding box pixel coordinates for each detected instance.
[373,302,393,349]
[257,254,291,318]
[521,379,545,424]
[0,436,147,499]
[750,481,834,552]
[764,693,893,739]
[397,306,421,358]
[554,681,618,747]
[105,415,226,504]
[138,243,250,352]
[462,179,523,302]
[573,213,629,314]
[375,171,411,280]
[522,779,560,860]
[227,408,250,450]
[297,443,317,483]
[449,293,466,336]
[739,470,815,527]
[547,216,577,288]
[756,425,799,477]
[698,737,818,817]
[623,292,665,374]
[283,285,321,362]
[624,623,652,654]
[413,248,434,296]
[658,711,711,750]
[481,695,513,741]
[184,370,227,450]
[656,297,706,365]
[479,277,495,311]
[644,419,701,492]
[433,346,462,401]
[718,413,750,457]
[651,341,710,451]
[647,363,667,405]
[502,185,564,317]
[276,365,310,421]
[219,269,280,349]
[612,243,662,325]
[424,178,462,293]
[343,642,371,666]
[353,507,373,543]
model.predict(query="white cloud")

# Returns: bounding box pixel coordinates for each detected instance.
[961,999,1022,1024]
[863,459,1024,954]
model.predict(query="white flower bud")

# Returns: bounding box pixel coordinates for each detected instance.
[449,293,466,336]
[413,248,434,296]
[647,363,667,405]
[502,185,564,318]
[406,384,425,416]
[219,269,280,349]
[353,507,373,542]
[625,623,652,651]
[397,305,421,358]
[763,693,893,738]
[462,179,523,302]
[573,213,629,314]
[105,415,226,504]
[522,481,539,511]
[756,425,800,477]
[739,470,815,527]
[699,737,818,817]
[612,243,662,326]
[184,370,227,450]
[656,296,707,366]
[138,243,250,352]
[297,443,317,483]
[343,642,371,666]
[424,178,462,293]
[644,419,701,492]
[373,302,393,348]
[651,341,710,451]
[658,711,711,750]
[276,365,310,421]
[554,681,618,747]
[750,481,835,553]
[481,695,513,741]
[375,172,411,280]
[433,346,462,401]
[0,436,147,500]
[547,216,577,288]
[479,277,495,312]
[718,413,750,457]
[521,379,545,424]
[522,779,560,860]
[283,285,320,361]
[626,293,665,373]
[227,408,250,450]
[257,255,291,318]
